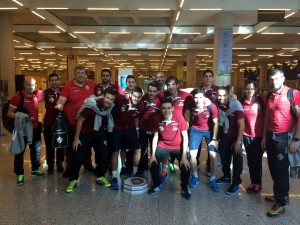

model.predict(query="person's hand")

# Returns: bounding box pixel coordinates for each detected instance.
[261,136,266,150]
[149,155,157,168]
[208,139,218,149]
[289,140,300,153]
[73,139,81,151]
[233,141,242,154]
[55,104,63,111]
[180,157,190,171]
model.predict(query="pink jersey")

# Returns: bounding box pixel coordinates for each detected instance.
[190,102,218,131]
[153,113,188,150]
[59,80,95,125]
[267,86,300,133]
[139,95,161,132]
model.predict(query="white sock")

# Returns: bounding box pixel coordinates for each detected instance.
[112,171,117,178]
[193,172,198,178]
[210,176,216,181]
[133,167,138,174]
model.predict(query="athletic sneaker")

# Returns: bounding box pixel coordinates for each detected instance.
[267,203,285,218]
[216,176,231,184]
[253,184,262,194]
[17,175,24,186]
[111,177,119,190]
[181,188,191,199]
[31,170,46,178]
[96,177,111,187]
[168,162,176,174]
[189,175,199,188]
[160,171,168,183]
[120,167,127,176]
[246,184,255,193]
[226,184,239,196]
[265,195,290,205]
[66,180,77,193]
[148,185,163,195]
[209,179,219,193]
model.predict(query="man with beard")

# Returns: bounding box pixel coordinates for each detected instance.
[262,68,300,217]
[94,69,119,97]
[156,71,167,94]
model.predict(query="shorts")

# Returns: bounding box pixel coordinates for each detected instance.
[112,128,141,152]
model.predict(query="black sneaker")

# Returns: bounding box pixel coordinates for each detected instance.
[216,176,231,184]
[181,188,191,199]
[57,164,64,173]
[148,185,162,195]
[120,167,127,176]
[226,184,239,196]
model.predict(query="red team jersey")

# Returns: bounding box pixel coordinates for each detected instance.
[199,84,219,102]
[59,80,95,125]
[153,113,188,150]
[94,83,119,97]
[190,102,218,131]
[113,95,144,130]
[10,90,39,128]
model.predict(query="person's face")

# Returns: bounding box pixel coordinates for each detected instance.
[24,78,36,94]
[161,102,173,118]
[126,78,136,91]
[194,93,205,108]
[101,72,111,84]
[49,76,60,89]
[156,72,165,85]
[103,93,115,108]
[74,69,86,84]
[269,73,285,92]
[131,91,142,105]
[244,83,256,99]
[217,89,228,104]
[166,80,178,94]
[203,72,214,86]
[147,85,158,100]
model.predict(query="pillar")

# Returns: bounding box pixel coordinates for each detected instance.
[95,61,102,84]
[0,12,14,98]
[186,50,197,88]
[213,12,233,87]
[259,62,267,90]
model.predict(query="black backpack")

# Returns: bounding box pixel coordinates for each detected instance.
[1,92,29,133]
[52,111,69,148]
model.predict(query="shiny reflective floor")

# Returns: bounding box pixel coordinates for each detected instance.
[0,130,300,225]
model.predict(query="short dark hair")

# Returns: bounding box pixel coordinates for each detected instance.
[105,88,116,96]
[192,88,205,97]
[166,75,178,84]
[126,75,136,82]
[244,80,257,89]
[218,86,227,93]
[203,69,214,77]
[48,73,60,81]
[161,97,173,106]
[101,69,111,76]
[132,87,143,94]
[147,81,159,90]
[74,65,85,73]
[268,68,284,77]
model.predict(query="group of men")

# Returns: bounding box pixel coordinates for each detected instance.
[7,66,300,218]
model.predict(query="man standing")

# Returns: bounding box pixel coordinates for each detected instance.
[55,66,95,177]
[8,77,45,185]
[262,68,300,217]
[110,87,143,190]
[66,90,116,193]
[148,98,191,199]
[94,69,119,97]
[216,86,245,196]
[43,73,64,174]
[135,82,161,177]
[156,71,166,94]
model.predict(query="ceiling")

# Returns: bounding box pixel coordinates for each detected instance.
[1,0,300,74]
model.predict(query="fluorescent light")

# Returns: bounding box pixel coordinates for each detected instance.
[0,8,18,10]
[175,11,180,21]
[180,0,185,8]
[258,55,274,57]
[244,34,252,39]
[197,55,209,57]
[56,26,65,32]
[128,54,141,56]
[261,32,284,35]
[74,31,96,34]
[133,60,143,62]
[109,32,131,34]
[150,60,160,62]
[279,55,293,56]
[87,8,119,10]
[282,48,298,50]
[190,8,222,11]
[256,48,272,49]
[285,12,295,18]
[38,31,60,33]
[37,8,69,10]
[169,54,182,56]
[40,53,55,55]
[14,46,31,48]
[72,47,88,49]
[31,11,45,20]
[38,46,55,48]
[147,48,162,49]
[19,53,32,55]
[233,48,247,50]
[45,59,56,61]
[257,26,267,33]
[13,40,20,43]
[12,0,23,6]
[258,8,290,11]
[205,48,214,50]
[144,32,166,34]
[107,54,120,56]
[149,54,161,56]
[138,8,171,10]
[171,48,187,50]
[68,33,77,38]
[237,55,251,56]
[178,32,201,35]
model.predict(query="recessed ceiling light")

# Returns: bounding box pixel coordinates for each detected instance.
[0,8,18,10]
[31,11,45,19]
[87,8,119,10]
[257,27,267,33]
[74,31,96,34]
[144,32,166,35]
[109,32,131,34]
[38,31,60,33]
[261,33,284,35]
[190,8,222,11]
[12,0,23,6]
[244,34,252,39]
[138,8,171,10]
[72,47,88,49]
[37,8,69,10]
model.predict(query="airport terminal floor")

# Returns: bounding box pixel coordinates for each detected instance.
[0,127,300,225]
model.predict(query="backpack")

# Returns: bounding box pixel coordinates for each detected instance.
[1,92,29,133]
[52,111,69,148]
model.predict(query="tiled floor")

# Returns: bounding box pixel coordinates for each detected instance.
[0,131,300,225]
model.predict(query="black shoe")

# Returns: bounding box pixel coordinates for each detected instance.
[181,188,191,200]
[56,164,64,173]
[47,166,54,174]
[120,167,127,176]
[63,171,70,178]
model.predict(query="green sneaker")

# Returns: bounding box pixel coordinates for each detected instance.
[96,176,111,187]
[31,170,46,178]
[168,162,176,175]
[267,203,285,217]
[265,195,290,205]
[66,180,77,193]
[17,175,24,186]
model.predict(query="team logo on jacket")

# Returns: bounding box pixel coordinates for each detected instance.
[49,96,55,103]
[280,96,287,102]
[85,85,89,90]
[159,126,164,132]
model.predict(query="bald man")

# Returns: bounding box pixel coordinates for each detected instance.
[8,77,45,186]
[156,71,167,94]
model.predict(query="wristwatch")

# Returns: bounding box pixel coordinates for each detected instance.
[292,137,300,142]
